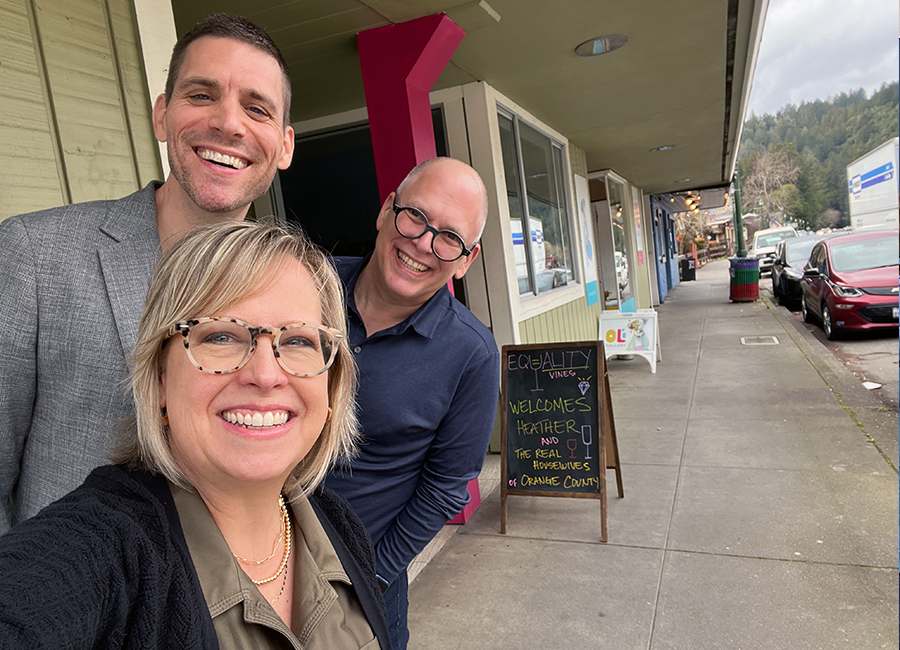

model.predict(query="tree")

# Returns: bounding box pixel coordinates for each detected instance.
[673,209,709,254]
[769,183,803,223]
[794,162,829,226]
[741,149,799,227]
[737,83,899,224]
[817,209,841,230]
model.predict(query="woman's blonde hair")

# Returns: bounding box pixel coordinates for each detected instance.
[115,221,358,498]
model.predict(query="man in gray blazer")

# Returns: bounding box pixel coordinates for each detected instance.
[0,14,295,533]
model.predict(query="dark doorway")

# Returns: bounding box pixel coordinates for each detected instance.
[280,107,449,258]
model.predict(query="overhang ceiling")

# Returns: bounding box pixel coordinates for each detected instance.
[172,0,766,195]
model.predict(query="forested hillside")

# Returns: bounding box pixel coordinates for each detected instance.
[737,82,898,229]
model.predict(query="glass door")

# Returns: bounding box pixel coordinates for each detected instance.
[607,176,634,311]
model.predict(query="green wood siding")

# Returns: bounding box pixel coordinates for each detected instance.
[1,0,161,222]
[106,0,159,188]
[0,0,65,216]
[518,298,604,345]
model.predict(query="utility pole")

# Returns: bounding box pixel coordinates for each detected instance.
[732,174,747,257]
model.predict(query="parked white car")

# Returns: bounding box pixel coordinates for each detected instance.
[749,226,798,275]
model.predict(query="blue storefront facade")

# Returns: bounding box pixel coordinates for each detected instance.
[650,197,680,303]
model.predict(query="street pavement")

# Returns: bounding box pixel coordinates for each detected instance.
[406,258,898,650]
[760,279,899,415]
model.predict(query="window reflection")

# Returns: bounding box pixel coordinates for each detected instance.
[500,112,575,296]
[498,114,532,295]
[607,178,632,308]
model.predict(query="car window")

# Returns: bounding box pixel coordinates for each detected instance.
[829,235,900,273]
[808,244,823,269]
[756,231,796,247]
[785,239,818,265]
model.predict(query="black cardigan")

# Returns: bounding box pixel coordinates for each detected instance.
[0,465,390,650]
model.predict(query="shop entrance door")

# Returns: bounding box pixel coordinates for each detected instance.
[279,107,449,259]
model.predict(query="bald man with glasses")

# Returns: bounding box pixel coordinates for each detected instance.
[326,157,500,650]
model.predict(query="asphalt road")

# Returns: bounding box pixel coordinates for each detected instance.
[760,281,899,413]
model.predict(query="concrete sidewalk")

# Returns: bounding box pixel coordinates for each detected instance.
[407,258,899,650]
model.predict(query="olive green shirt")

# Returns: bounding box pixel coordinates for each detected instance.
[172,484,380,650]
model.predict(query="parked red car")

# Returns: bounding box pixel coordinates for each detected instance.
[800,230,899,340]
[771,232,843,309]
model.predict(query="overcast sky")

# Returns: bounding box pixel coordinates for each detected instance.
[746,0,899,116]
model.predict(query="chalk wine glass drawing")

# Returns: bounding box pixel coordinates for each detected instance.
[531,365,544,392]
[581,425,593,460]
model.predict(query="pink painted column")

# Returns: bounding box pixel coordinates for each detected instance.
[357,13,465,202]
[358,14,481,524]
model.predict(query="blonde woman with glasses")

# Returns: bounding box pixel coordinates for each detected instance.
[0,222,389,650]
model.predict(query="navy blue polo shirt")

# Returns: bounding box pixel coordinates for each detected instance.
[324,256,500,583]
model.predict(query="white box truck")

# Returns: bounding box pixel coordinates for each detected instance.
[847,138,899,231]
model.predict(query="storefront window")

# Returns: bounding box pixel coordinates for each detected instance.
[607,177,633,310]
[498,114,531,294]
[499,110,575,296]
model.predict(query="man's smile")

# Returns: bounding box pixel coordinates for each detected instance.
[397,250,428,272]
[196,147,249,170]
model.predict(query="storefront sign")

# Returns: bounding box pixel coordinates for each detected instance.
[574,175,599,305]
[599,309,659,373]
[631,186,645,265]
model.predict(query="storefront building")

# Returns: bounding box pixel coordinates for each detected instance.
[1,0,768,353]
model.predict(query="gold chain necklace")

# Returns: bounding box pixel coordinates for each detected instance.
[269,567,289,605]
[233,496,292,587]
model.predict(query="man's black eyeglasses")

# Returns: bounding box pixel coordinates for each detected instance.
[392,201,474,262]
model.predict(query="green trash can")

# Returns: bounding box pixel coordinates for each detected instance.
[729,257,759,302]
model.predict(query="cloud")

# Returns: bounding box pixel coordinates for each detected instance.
[747,0,899,116]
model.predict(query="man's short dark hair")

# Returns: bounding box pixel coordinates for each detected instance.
[165,13,292,127]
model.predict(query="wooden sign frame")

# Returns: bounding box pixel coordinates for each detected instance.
[500,341,622,542]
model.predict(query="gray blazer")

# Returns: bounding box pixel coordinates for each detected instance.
[0,183,161,533]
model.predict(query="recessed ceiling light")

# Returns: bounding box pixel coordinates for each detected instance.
[575,34,627,57]
[650,145,675,152]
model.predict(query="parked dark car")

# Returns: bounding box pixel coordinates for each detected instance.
[800,230,899,340]
[771,232,841,308]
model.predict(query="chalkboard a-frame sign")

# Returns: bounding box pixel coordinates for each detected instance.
[500,341,622,542]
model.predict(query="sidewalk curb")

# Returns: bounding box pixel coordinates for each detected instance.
[761,293,899,472]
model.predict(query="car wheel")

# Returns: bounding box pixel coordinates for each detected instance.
[801,295,814,323]
[822,305,839,340]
